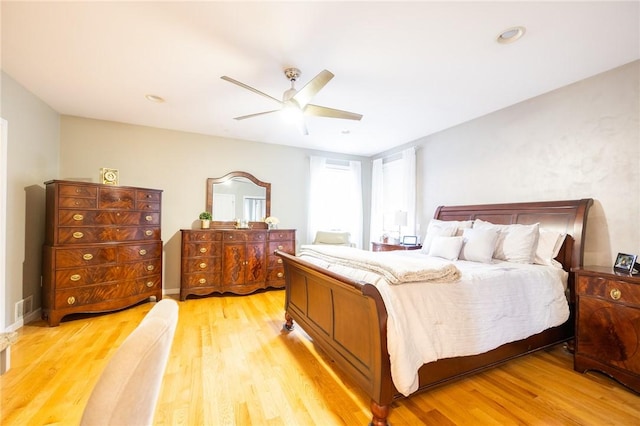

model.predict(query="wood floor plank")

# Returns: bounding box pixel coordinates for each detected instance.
[2,289,639,425]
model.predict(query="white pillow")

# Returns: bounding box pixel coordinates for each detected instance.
[473,219,540,264]
[428,236,464,260]
[459,228,499,263]
[534,229,566,267]
[421,219,472,253]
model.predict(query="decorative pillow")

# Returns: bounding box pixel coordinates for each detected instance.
[459,228,499,263]
[534,229,566,267]
[421,219,473,253]
[428,236,464,260]
[473,219,540,264]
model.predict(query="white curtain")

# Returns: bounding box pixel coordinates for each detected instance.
[308,156,363,248]
[369,147,416,243]
[401,147,417,237]
[369,158,384,244]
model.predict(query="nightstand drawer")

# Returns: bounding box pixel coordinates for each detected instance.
[577,275,640,305]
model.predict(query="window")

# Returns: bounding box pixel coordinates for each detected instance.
[370,147,416,243]
[308,156,362,248]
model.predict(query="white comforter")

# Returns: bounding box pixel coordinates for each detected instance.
[298,249,569,396]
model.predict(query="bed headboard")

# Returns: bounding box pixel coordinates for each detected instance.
[434,199,593,273]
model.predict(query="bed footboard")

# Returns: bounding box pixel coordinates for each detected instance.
[276,250,394,425]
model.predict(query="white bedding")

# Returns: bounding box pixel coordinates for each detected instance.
[298,249,569,396]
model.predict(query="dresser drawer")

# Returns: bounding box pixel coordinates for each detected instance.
[182,242,222,258]
[55,265,122,288]
[56,227,161,244]
[181,272,223,288]
[122,259,162,278]
[268,240,294,254]
[118,242,162,261]
[137,190,161,203]
[577,275,640,305]
[54,275,161,309]
[223,231,248,242]
[182,257,222,274]
[267,256,285,268]
[183,231,222,242]
[58,210,160,226]
[266,267,285,283]
[98,187,136,209]
[59,197,97,209]
[268,230,295,241]
[54,246,118,267]
[58,183,97,198]
[137,201,161,211]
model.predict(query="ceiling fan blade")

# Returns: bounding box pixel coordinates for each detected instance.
[221,76,283,105]
[291,69,334,109]
[233,110,281,120]
[304,104,363,121]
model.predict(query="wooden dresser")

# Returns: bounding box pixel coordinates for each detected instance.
[574,266,640,392]
[42,180,163,326]
[180,229,295,300]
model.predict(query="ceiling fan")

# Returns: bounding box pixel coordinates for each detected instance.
[220,68,362,135]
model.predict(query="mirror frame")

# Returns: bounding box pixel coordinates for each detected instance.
[206,171,271,229]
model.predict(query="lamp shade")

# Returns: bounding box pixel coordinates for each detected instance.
[394,211,408,227]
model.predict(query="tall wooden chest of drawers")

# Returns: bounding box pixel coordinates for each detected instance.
[42,180,163,326]
[574,266,640,392]
[180,228,295,300]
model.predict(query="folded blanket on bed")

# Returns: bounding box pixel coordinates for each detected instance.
[299,245,460,284]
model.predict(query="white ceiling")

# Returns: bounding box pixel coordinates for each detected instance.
[2,1,639,156]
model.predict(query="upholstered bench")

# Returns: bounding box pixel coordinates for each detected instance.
[0,331,18,374]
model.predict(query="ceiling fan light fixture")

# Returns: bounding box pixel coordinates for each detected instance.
[497,26,526,44]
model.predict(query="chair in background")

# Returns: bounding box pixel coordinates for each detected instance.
[80,299,179,426]
[312,230,355,247]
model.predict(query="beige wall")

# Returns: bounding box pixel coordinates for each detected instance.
[59,117,370,295]
[415,60,640,267]
[1,72,59,329]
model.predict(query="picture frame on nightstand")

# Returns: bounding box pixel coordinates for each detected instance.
[613,252,637,274]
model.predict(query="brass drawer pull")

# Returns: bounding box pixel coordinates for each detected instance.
[277,272,284,278]
[199,262,207,269]
[82,253,93,261]
[145,230,153,236]
[198,278,206,284]
[610,288,622,300]
[73,214,84,221]
[277,245,284,250]
[73,231,84,239]
[146,281,154,288]
[277,258,283,264]
[67,296,76,305]
[145,215,153,222]
[199,247,207,254]
[139,249,147,256]
[70,274,81,281]
[146,265,155,271]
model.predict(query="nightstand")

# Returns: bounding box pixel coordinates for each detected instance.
[574,266,640,393]
[371,242,422,252]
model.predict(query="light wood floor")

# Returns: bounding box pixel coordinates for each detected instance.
[2,289,639,425]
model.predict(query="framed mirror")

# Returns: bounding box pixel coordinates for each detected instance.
[206,171,271,228]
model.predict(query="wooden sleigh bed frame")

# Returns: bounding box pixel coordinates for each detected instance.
[276,199,593,425]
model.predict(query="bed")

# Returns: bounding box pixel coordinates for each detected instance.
[275,199,593,425]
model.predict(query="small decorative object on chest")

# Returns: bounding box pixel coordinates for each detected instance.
[265,216,279,230]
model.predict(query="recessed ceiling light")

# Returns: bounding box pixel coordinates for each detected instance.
[497,26,526,44]
[145,94,165,103]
